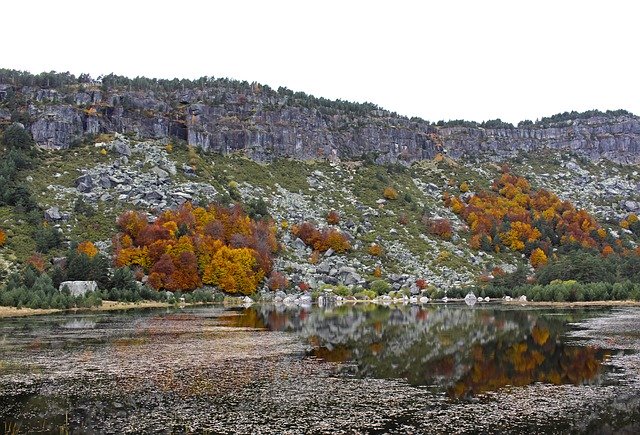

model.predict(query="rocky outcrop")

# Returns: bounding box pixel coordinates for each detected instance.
[440,116,640,164]
[4,81,640,164]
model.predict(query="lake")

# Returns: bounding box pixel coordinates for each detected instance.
[1,302,639,433]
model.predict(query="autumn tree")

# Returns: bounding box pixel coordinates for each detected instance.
[530,248,548,268]
[202,246,262,295]
[114,202,278,293]
[0,229,6,247]
[77,241,98,258]
[326,210,340,225]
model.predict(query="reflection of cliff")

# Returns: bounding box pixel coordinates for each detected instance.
[239,305,607,397]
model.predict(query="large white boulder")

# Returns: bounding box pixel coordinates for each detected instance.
[59,281,98,297]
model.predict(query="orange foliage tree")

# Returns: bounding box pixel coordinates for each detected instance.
[0,229,6,247]
[448,172,608,262]
[77,241,98,258]
[368,243,383,256]
[114,203,278,294]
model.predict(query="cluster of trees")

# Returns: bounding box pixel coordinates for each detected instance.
[0,269,102,309]
[447,171,617,266]
[0,69,387,118]
[0,124,40,213]
[291,221,351,253]
[0,241,165,309]
[474,249,640,301]
[0,69,80,89]
[113,203,278,295]
[536,109,633,127]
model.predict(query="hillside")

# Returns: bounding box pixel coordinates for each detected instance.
[2,69,640,300]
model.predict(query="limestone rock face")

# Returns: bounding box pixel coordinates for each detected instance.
[4,80,639,164]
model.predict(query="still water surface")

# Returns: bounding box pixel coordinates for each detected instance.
[0,303,638,433]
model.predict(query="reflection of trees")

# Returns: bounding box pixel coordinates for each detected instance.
[241,305,607,397]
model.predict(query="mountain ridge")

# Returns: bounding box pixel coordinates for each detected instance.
[1,69,639,165]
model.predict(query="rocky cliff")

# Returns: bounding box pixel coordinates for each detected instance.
[1,77,639,164]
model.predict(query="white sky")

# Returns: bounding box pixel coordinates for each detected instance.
[2,0,639,124]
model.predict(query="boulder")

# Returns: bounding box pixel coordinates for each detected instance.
[98,175,112,188]
[59,281,98,297]
[112,140,132,157]
[44,207,63,221]
[150,166,169,179]
[75,174,93,192]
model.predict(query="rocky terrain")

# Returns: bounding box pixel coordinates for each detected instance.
[2,74,640,165]
[1,130,637,296]
[3,72,640,295]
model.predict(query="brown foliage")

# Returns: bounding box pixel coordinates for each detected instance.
[424,217,453,240]
[268,271,289,291]
[26,253,47,272]
[292,222,351,253]
[326,210,340,225]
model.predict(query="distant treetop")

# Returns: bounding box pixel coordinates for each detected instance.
[0,68,635,126]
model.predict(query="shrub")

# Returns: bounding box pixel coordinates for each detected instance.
[326,210,340,225]
[368,243,383,256]
[383,187,398,200]
[34,225,63,253]
[268,271,289,291]
[332,285,351,297]
[424,218,453,240]
[354,290,377,300]
[370,280,390,295]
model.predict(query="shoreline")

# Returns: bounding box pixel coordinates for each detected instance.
[1,298,640,319]
[503,299,640,308]
[0,300,226,319]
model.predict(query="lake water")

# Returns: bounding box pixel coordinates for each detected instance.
[1,303,639,433]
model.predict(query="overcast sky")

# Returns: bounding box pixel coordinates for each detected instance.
[3,0,638,123]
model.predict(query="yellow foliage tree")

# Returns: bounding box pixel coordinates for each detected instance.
[530,248,548,268]
[202,246,263,295]
[77,241,98,258]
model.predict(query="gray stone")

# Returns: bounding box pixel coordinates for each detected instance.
[150,166,169,179]
[112,140,132,157]
[44,207,62,221]
[145,191,164,202]
[75,174,93,190]
[59,281,98,297]
[98,175,112,188]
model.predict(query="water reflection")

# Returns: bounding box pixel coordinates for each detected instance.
[226,304,610,398]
